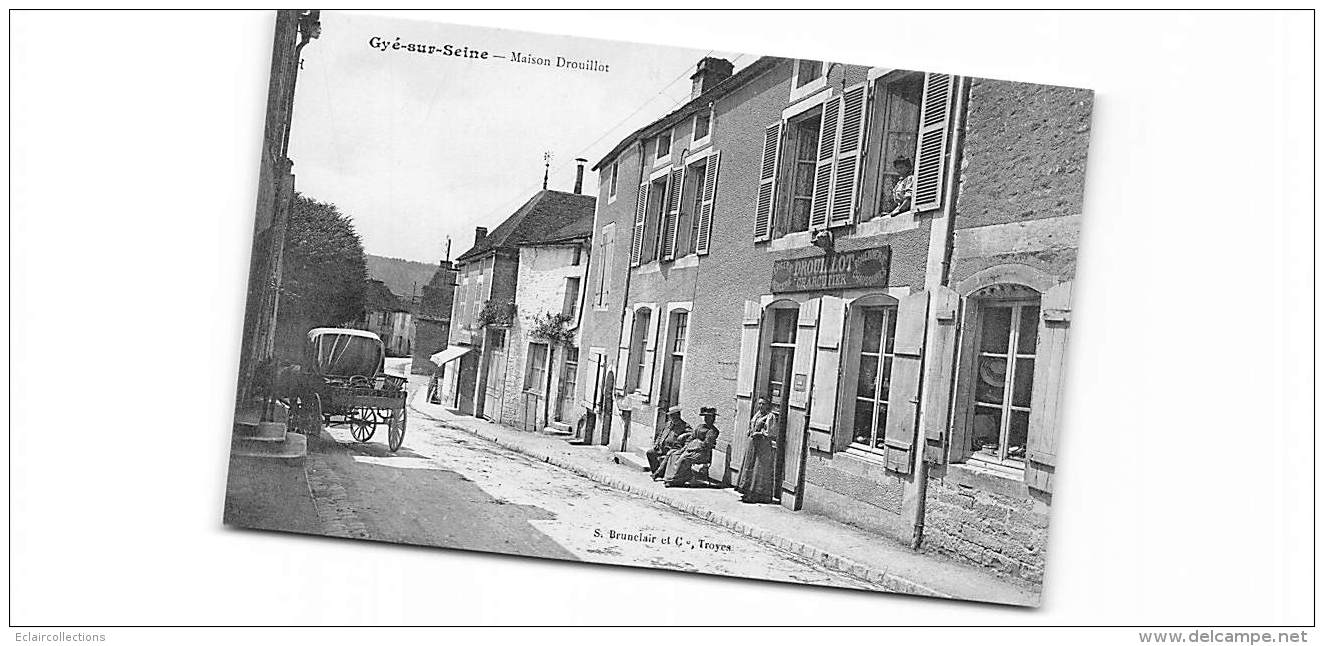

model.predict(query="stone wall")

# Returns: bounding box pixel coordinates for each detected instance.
[922,465,1051,584]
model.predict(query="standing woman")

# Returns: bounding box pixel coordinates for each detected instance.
[735,396,778,503]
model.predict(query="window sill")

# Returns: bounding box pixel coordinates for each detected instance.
[944,460,1030,499]
[849,210,921,239]
[689,136,711,154]
[768,230,813,252]
[668,254,700,269]
[652,155,671,170]
[635,261,662,275]
[789,76,828,103]
[607,193,617,206]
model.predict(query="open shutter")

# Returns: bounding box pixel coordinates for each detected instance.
[788,299,820,410]
[808,94,841,231]
[614,309,634,395]
[753,122,782,241]
[640,307,662,401]
[695,151,720,255]
[662,166,684,260]
[912,73,955,213]
[830,83,868,226]
[809,295,846,452]
[630,182,648,267]
[582,352,600,408]
[883,291,930,474]
[735,300,762,397]
[1026,281,1072,493]
[920,286,960,464]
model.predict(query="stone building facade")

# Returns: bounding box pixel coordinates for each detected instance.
[411,260,458,375]
[578,55,1090,583]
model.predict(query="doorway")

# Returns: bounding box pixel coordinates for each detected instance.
[482,329,507,422]
[763,307,798,500]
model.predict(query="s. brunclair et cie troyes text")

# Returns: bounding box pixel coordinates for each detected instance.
[368,36,611,73]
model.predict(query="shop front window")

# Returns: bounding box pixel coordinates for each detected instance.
[970,299,1040,467]
[850,305,897,452]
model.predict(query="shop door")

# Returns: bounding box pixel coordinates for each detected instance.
[482,330,507,421]
[765,308,799,500]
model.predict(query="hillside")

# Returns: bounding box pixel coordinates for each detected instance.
[364,254,438,303]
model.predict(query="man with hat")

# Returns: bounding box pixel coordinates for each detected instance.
[646,405,690,475]
[659,406,721,487]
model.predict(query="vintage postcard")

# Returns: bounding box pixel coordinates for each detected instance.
[225,10,1091,607]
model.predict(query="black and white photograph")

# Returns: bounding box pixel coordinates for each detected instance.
[9,7,1314,637]
[224,10,1091,607]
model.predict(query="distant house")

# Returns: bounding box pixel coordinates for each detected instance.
[438,180,596,424]
[411,260,458,375]
[362,279,414,358]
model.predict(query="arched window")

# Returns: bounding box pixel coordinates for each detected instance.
[840,294,899,454]
[964,283,1041,468]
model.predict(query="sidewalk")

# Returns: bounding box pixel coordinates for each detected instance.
[407,385,1040,606]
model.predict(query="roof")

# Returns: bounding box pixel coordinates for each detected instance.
[516,212,593,247]
[592,56,785,171]
[455,189,596,263]
[363,279,409,313]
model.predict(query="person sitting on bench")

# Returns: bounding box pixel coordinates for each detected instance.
[647,406,690,474]
[659,406,720,487]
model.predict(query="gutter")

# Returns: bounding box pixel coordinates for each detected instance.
[910,74,971,551]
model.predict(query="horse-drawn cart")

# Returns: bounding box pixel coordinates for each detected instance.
[288,327,408,452]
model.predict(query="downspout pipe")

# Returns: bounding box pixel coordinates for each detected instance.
[910,75,970,551]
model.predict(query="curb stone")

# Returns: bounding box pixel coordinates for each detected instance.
[409,400,955,600]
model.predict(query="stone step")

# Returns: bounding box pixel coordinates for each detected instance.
[612,451,651,472]
[547,420,573,433]
[235,420,288,442]
[542,425,574,437]
[231,432,306,461]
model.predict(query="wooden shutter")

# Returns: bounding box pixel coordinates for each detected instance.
[582,352,600,408]
[788,299,820,410]
[920,286,960,464]
[630,182,648,267]
[662,166,684,260]
[735,300,762,397]
[809,295,845,452]
[1026,281,1072,493]
[753,122,782,241]
[883,291,930,474]
[695,151,721,256]
[808,95,841,231]
[829,83,868,227]
[614,309,634,395]
[912,73,955,213]
[640,307,662,401]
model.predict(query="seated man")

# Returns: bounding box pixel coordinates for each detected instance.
[646,406,690,475]
[660,406,720,487]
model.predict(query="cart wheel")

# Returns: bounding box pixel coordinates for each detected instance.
[350,409,374,442]
[388,406,407,452]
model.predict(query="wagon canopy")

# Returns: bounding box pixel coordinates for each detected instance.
[306,328,385,378]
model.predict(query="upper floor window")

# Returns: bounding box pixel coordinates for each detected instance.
[692,109,712,144]
[626,308,653,392]
[683,157,709,256]
[865,72,924,219]
[794,59,825,89]
[608,162,619,199]
[774,107,822,237]
[562,276,581,318]
[524,342,549,393]
[655,130,672,163]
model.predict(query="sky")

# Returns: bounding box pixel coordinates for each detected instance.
[287,11,752,264]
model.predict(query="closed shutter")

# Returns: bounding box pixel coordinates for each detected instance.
[640,307,662,401]
[582,352,600,408]
[808,95,841,231]
[753,122,782,241]
[735,300,762,397]
[695,151,721,255]
[614,309,634,395]
[920,286,960,464]
[883,291,930,474]
[829,83,868,227]
[809,295,846,451]
[912,73,955,213]
[1026,281,1072,493]
[630,182,648,267]
[662,166,684,260]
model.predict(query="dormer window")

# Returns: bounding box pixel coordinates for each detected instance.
[655,130,672,162]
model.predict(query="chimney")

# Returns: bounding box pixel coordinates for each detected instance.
[573,158,588,194]
[690,57,734,99]
[474,226,488,245]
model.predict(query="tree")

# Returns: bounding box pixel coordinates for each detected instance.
[274,193,367,358]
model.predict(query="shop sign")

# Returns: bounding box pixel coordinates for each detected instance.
[770,246,891,293]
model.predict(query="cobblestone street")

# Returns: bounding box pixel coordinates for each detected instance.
[301,383,886,591]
